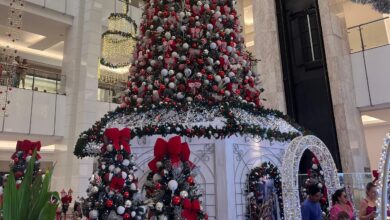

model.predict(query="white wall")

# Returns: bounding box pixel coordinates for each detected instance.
[352,45,390,107]
[364,124,390,170]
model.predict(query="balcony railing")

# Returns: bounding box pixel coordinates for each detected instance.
[348,17,390,53]
[0,62,65,95]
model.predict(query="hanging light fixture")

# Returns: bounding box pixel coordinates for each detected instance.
[98,0,137,85]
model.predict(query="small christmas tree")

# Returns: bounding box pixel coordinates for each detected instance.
[10,140,42,185]
[301,156,329,218]
[82,128,147,220]
[144,136,208,220]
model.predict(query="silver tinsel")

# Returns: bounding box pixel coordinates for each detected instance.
[352,0,390,13]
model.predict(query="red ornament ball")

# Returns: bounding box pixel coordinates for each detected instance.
[123,213,130,220]
[13,158,19,163]
[116,154,124,162]
[155,183,162,190]
[123,191,130,198]
[186,176,194,185]
[105,199,113,208]
[172,196,181,205]
[14,171,24,178]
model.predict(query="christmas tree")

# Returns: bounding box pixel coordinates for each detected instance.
[143,136,207,220]
[81,128,147,220]
[10,140,42,185]
[301,156,329,218]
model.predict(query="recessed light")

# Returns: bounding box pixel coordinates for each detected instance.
[361,115,386,125]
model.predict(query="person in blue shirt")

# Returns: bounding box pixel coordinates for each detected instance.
[301,184,323,220]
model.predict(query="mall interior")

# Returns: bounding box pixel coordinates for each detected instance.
[0,0,389,219]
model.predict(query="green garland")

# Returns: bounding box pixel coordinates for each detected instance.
[100,58,131,69]
[246,162,284,220]
[108,13,138,31]
[74,101,308,158]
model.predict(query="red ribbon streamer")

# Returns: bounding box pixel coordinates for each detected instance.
[181,199,201,220]
[148,136,194,172]
[104,128,131,153]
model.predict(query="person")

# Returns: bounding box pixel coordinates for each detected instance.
[330,188,354,220]
[301,184,323,220]
[19,59,28,89]
[337,211,351,220]
[359,182,377,220]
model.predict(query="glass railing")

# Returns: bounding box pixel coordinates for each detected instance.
[0,62,65,95]
[27,0,70,15]
[97,84,127,104]
[348,17,390,53]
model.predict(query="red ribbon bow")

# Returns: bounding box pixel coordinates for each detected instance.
[104,128,131,153]
[109,176,125,191]
[181,199,201,220]
[148,136,194,172]
[11,140,41,160]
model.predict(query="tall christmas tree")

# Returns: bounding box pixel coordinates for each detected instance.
[143,136,207,220]
[81,128,147,220]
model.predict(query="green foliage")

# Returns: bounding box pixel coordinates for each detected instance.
[2,151,59,220]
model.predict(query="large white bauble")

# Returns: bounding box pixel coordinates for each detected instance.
[177,92,184,99]
[26,155,32,162]
[121,171,128,179]
[164,32,171,39]
[125,200,132,208]
[153,174,162,182]
[89,210,98,219]
[161,69,168,77]
[106,144,113,152]
[210,42,217,50]
[179,190,188,198]
[168,82,175,89]
[108,165,114,172]
[223,77,230,84]
[207,24,213,30]
[156,161,163,168]
[312,164,318,170]
[130,183,137,191]
[168,180,178,191]
[214,75,222,82]
[122,159,130,166]
[91,186,99,194]
[114,167,121,174]
[169,70,175,76]
[182,43,189,50]
[117,206,125,215]
[131,211,136,217]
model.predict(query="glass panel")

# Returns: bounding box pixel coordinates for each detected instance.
[361,19,390,50]
[347,27,362,53]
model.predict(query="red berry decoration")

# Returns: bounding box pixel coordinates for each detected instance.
[186,176,194,185]
[172,196,181,205]
[105,199,113,208]
[13,158,19,163]
[14,171,23,178]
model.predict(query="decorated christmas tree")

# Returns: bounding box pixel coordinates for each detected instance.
[10,140,42,185]
[81,128,147,220]
[301,156,329,218]
[143,136,207,220]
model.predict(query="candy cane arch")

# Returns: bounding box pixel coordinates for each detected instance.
[376,133,390,220]
[281,135,341,220]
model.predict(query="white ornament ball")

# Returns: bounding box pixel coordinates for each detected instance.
[207,24,213,30]
[164,32,171,39]
[161,69,168,77]
[196,72,202,78]
[203,49,209,55]
[156,202,164,211]
[158,55,163,60]
[156,161,163,168]
[121,171,128,179]
[108,165,115,172]
[0,186,3,196]
[204,79,210,85]
[228,72,235,77]
[106,144,113,152]
[214,75,222,82]
[312,164,318,170]
[168,180,178,191]
[210,42,217,50]
[131,211,136,217]
[130,183,137,191]
[182,43,189,50]
[122,159,130,166]
[153,173,162,182]
[223,77,230,84]
[225,90,231,97]
[177,92,184,99]
[26,155,32,162]
[176,72,183,79]
[114,167,121,174]
[128,174,134,182]
[179,12,186,18]
[89,210,99,219]
[184,68,192,76]
[125,200,132,208]
[168,82,175,89]
[320,171,324,175]
[117,206,125,215]
[318,183,323,188]
[180,190,188,198]
[91,186,99,194]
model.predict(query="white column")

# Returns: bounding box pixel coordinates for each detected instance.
[52,0,103,198]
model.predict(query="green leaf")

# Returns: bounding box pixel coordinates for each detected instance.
[37,192,59,220]
[18,151,36,220]
[3,168,18,220]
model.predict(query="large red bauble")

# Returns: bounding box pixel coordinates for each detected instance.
[116,154,124,162]
[172,196,181,205]
[186,176,194,185]
[123,191,130,198]
[123,213,130,220]
[105,199,113,208]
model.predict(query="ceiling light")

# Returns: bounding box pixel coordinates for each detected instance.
[361,115,386,125]
[244,5,254,26]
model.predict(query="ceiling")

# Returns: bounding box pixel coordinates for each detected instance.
[362,108,390,127]
[0,3,69,65]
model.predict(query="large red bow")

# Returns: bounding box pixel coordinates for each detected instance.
[11,140,41,160]
[109,176,125,191]
[104,128,131,153]
[181,199,201,220]
[148,136,194,172]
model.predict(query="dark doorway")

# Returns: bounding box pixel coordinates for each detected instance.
[275,0,342,171]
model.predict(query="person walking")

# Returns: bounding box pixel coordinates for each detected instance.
[330,188,354,220]
[302,184,323,220]
[359,182,377,220]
